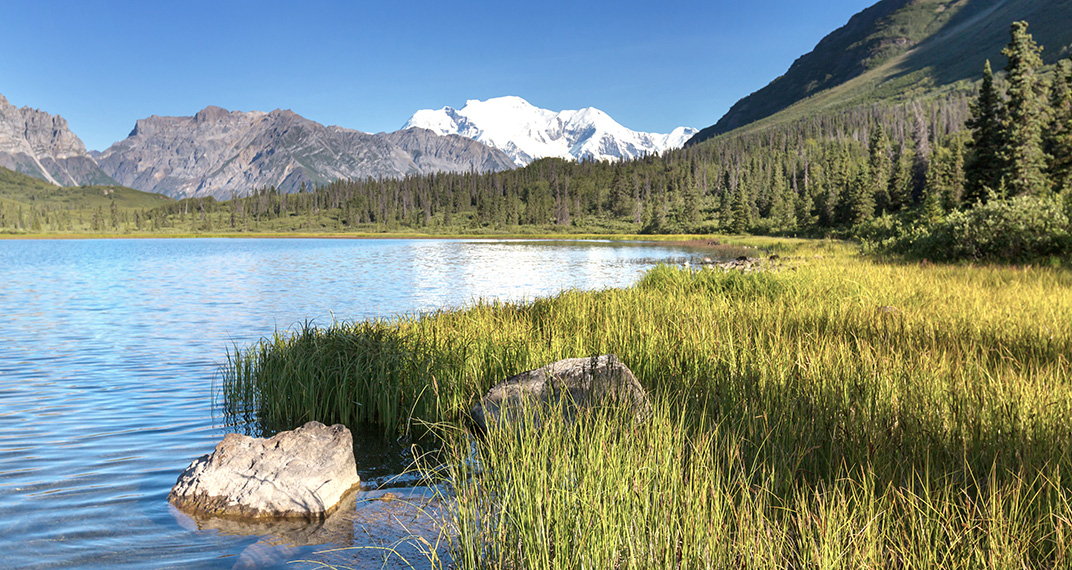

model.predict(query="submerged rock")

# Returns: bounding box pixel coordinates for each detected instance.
[170,486,451,570]
[168,421,360,520]
[472,354,651,432]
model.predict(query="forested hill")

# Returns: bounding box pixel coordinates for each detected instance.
[688,0,1072,145]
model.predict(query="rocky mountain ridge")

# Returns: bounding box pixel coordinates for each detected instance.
[96,106,515,199]
[0,94,115,186]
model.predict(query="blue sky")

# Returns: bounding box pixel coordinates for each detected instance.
[1,0,875,151]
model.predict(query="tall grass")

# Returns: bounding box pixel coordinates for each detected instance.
[223,252,1072,568]
[435,401,1072,569]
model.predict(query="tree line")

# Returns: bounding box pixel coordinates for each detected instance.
[11,21,1066,256]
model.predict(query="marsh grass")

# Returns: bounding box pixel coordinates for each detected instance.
[224,250,1072,568]
[432,401,1072,569]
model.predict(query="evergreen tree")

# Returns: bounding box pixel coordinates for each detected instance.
[608,169,631,217]
[946,137,966,210]
[920,179,944,226]
[1046,58,1072,193]
[889,143,914,211]
[964,60,1007,204]
[1002,21,1050,197]
[730,184,751,234]
[632,173,643,224]
[718,188,733,230]
[926,144,954,214]
[768,164,796,230]
[868,125,893,214]
[845,169,875,227]
[911,104,932,204]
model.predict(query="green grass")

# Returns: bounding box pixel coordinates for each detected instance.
[0,167,174,233]
[224,246,1072,568]
[0,167,172,210]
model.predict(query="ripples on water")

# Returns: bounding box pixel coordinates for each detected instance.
[0,238,699,569]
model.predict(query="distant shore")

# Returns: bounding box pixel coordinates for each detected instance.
[0,230,805,249]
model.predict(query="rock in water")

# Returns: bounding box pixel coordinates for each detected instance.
[168,421,360,519]
[472,354,651,432]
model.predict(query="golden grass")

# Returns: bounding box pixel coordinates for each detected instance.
[225,247,1072,568]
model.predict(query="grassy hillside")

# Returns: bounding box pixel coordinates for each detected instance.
[0,167,173,233]
[0,167,172,210]
[689,0,1072,144]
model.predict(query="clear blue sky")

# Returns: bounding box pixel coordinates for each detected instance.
[0,0,875,151]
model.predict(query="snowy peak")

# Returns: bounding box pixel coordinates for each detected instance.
[403,96,697,166]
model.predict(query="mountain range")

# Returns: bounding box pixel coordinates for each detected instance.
[0,94,694,200]
[0,94,518,199]
[6,0,1071,202]
[403,96,696,166]
[93,106,515,199]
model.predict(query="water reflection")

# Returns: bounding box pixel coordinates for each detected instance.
[173,487,448,570]
[0,238,699,570]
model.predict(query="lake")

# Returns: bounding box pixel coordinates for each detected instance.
[0,237,703,570]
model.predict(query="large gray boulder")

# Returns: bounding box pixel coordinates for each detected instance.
[471,354,651,432]
[168,421,360,520]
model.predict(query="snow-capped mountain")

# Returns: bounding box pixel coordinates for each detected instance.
[403,96,697,167]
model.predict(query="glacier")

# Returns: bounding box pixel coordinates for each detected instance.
[403,96,697,167]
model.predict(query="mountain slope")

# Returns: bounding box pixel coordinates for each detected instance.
[0,94,116,186]
[0,166,171,210]
[404,96,696,166]
[95,106,515,199]
[688,0,1072,145]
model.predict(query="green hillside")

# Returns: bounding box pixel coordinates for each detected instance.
[689,0,1072,144]
[0,167,173,233]
[0,167,172,209]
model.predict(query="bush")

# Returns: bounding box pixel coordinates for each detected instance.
[888,195,1072,264]
[856,213,909,250]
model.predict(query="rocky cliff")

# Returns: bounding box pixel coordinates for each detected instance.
[97,106,515,199]
[0,94,115,186]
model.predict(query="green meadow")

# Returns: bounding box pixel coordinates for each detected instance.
[225,241,1072,569]
[0,167,172,233]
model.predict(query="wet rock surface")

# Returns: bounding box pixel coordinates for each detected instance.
[172,486,450,570]
[168,421,361,520]
[472,354,652,432]
[692,253,791,273]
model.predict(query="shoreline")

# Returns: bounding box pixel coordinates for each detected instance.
[0,230,815,251]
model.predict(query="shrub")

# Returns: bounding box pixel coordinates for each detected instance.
[889,195,1072,263]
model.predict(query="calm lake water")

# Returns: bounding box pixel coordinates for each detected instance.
[0,238,702,570]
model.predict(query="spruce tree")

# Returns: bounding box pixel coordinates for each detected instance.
[911,104,932,204]
[947,137,966,210]
[846,170,875,227]
[1002,21,1050,197]
[682,178,701,227]
[608,169,631,217]
[889,143,914,212]
[1046,58,1072,193]
[964,60,1007,204]
[868,124,893,214]
[730,184,751,234]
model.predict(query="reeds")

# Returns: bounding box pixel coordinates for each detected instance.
[223,251,1072,568]
[433,402,1072,569]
